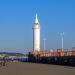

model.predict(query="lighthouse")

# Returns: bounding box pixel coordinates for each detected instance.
[33,14,40,51]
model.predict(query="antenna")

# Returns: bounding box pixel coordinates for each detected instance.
[60,32,64,51]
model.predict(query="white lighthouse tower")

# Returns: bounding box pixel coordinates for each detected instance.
[33,14,40,51]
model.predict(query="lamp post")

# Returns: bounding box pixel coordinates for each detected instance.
[60,32,64,51]
[43,38,46,51]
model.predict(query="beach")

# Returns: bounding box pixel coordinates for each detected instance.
[0,62,75,75]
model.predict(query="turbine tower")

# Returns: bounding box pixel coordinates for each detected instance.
[33,14,40,51]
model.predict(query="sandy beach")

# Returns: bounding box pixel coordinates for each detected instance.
[0,62,75,75]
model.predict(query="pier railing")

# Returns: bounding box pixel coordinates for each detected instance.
[30,49,75,57]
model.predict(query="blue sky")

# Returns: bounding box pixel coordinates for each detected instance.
[0,0,75,53]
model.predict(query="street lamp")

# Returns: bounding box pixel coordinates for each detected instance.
[43,38,46,51]
[60,32,64,51]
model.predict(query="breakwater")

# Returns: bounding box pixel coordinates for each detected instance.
[28,52,75,66]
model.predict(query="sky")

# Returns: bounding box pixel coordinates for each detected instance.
[0,0,75,53]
